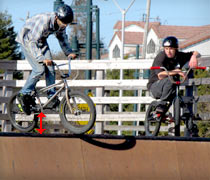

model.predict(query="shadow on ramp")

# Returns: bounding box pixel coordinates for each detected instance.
[80,135,136,150]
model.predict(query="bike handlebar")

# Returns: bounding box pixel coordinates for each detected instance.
[52,58,72,79]
[150,66,206,84]
[52,57,80,80]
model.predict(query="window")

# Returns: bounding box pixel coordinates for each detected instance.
[147,39,155,54]
[113,45,120,58]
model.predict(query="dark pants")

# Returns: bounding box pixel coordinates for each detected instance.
[150,78,176,105]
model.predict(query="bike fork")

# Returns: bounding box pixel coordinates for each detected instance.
[174,97,181,136]
[64,82,74,114]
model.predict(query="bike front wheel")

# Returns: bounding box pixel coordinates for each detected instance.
[144,101,161,136]
[7,92,36,132]
[59,91,96,134]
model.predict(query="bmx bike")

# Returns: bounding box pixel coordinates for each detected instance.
[144,66,206,137]
[7,58,96,134]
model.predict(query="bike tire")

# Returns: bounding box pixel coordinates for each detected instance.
[144,101,161,136]
[59,91,96,134]
[174,97,180,136]
[7,92,36,132]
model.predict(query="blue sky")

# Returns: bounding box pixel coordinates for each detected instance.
[1,0,210,53]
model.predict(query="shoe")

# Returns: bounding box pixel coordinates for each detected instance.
[46,96,60,109]
[191,124,199,137]
[17,93,31,115]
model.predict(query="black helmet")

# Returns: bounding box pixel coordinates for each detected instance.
[162,36,178,48]
[56,4,74,24]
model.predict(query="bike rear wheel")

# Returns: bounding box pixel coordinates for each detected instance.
[144,101,161,136]
[59,91,96,134]
[7,92,36,132]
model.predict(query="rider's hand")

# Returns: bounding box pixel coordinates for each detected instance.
[68,53,77,59]
[174,69,186,78]
[189,51,199,68]
[178,71,186,78]
[43,59,53,66]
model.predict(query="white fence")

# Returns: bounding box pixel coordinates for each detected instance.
[0,58,210,135]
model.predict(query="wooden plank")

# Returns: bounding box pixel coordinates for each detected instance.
[0,97,9,103]
[198,57,210,67]
[14,59,154,70]
[1,94,209,106]
[0,114,10,120]
[0,60,17,70]
[104,125,185,132]
[0,80,16,87]
[2,78,210,89]
[92,96,154,104]
[3,112,209,122]
[200,113,210,121]
[0,57,209,71]
[196,95,210,103]
[9,79,148,89]
[187,78,210,86]
[7,112,146,122]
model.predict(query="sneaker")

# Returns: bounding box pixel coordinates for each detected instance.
[17,93,31,115]
[46,96,60,109]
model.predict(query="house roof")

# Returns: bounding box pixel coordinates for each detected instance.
[179,28,210,49]
[110,21,210,49]
[110,31,144,46]
[113,21,160,30]
[152,24,210,39]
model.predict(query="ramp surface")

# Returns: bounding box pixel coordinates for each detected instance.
[0,133,210,180]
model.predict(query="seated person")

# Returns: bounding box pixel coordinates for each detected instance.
[147,36,200,112]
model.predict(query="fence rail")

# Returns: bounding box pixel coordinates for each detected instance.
[0,58,210,134]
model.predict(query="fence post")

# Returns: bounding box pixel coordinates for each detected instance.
[94,70,104,134]
[2,70,13,132]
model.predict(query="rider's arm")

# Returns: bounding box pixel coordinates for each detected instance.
[189,51,200,68]
[55,30,73,56]
[157,69,185,80]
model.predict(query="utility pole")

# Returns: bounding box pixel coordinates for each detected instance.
[112,0,135,135]
[112,0,135,60]
[142,0,151,59]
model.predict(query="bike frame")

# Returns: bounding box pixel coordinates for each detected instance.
[32,59,73,113]
[150,66,206,136]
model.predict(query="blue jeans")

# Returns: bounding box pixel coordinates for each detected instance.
[20,45,56,98]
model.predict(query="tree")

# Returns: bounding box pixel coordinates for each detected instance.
[0,11,21,60]
[194,69,210,137]
[70,0,87,44]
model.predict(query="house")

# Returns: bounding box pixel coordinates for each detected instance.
[109,21,210,59]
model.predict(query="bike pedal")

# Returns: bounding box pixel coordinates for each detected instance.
[168,127,175,133]
[31,106,41,113]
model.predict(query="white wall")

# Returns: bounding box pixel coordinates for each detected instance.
[109,35,122,59]
[146,29,160,58]
[125,25,144,32]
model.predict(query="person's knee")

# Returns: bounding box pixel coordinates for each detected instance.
[32,66,45,80]
[164,78,175,88]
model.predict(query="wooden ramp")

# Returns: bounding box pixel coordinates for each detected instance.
[0,133,210,180]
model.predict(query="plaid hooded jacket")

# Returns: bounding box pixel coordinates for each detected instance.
[16,12,72,62]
